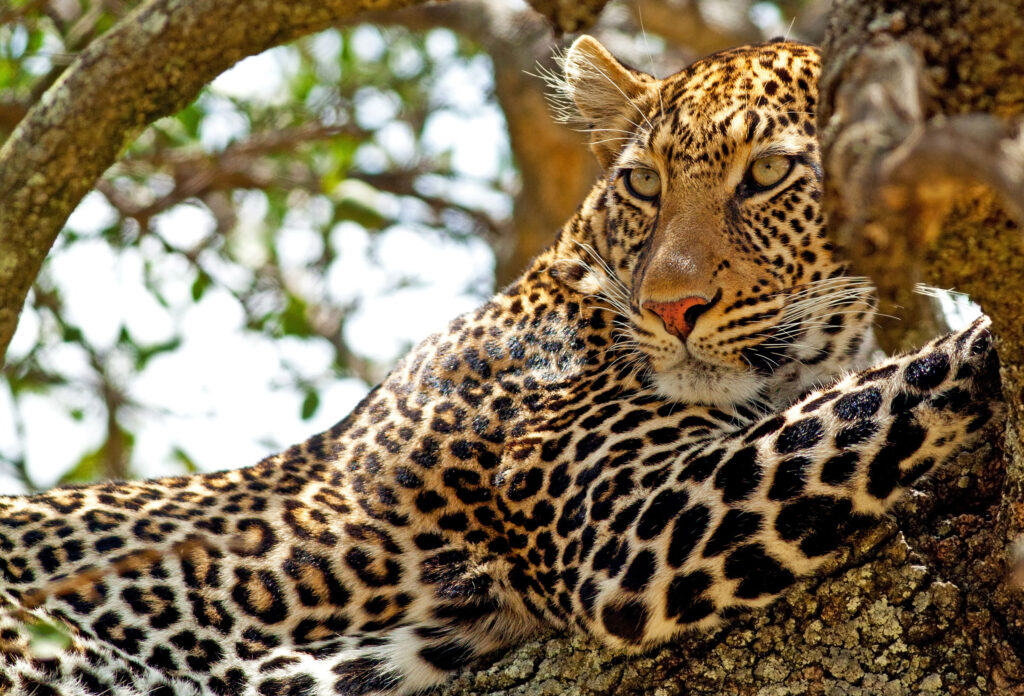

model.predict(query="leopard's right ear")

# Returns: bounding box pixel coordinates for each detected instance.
[553,36,655,169]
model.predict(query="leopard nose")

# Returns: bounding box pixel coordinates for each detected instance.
[643,291,719,341]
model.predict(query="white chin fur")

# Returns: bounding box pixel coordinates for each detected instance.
[650,362,764,408]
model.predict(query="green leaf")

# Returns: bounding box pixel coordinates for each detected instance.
[61,324,83,343]
[190,271,212,302]
[280,293,312,337]
[172,447,200,474]
[176,102,204,141]
[59,446,103,485]
[135,337,182,370]
[333,196,386,229]
[59,429,135,485]
[300,389,319,420]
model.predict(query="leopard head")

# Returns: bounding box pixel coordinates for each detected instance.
[551,37,876,409]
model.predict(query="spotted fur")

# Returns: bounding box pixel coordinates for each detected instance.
[0,38,1001,695]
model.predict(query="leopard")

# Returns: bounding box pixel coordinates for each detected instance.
[0,36,1002,696]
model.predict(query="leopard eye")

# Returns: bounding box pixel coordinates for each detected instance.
[748,155,793,189]
[624,167,661,200]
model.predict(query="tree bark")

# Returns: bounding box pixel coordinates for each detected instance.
[430,2,1024,693]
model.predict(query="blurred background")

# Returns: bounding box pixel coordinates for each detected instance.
[0,0,833,493]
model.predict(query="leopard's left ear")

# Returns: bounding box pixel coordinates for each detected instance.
[557,36,655,169]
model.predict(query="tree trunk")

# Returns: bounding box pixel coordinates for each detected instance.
[431,2,1024,693]
[492,35,601,289]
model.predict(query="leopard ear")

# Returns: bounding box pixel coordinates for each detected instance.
[558,36,654,169]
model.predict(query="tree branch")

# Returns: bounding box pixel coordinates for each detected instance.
[629,0,760,56]
[0,101,29,135]
[97,123,366,228]
[819,6,1024,674]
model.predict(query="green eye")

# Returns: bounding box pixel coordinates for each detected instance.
[625,167,661,200]
[748,155,792,188]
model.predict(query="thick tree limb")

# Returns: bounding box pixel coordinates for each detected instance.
[820,38,1024,356]
[819,1,1024,686]
[818,38,948,351]
[822,39,1024,351]
[0,0,429,365]
[819,0,1024,349]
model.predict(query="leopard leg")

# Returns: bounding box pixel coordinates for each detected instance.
[247,621,514,696]
[575,317,1000,648]
[0,600,202,696]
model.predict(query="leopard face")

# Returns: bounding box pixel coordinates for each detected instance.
[555,39,875,409]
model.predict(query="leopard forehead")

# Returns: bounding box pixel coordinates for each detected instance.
[654,41,820,123]
[613,41,823,257]
[621,44,820,194]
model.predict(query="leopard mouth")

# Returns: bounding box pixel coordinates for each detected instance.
[646,351,766,409]
[643,323,847,409]
[624,283,874,408]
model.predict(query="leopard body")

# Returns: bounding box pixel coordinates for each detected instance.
[0,37,1001,696]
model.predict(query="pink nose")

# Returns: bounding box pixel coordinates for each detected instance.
[643,295,713,340]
